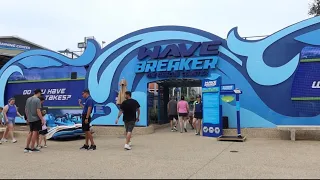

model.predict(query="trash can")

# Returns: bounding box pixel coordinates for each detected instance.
[222,116,229,129]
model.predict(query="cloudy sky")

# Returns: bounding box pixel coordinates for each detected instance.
[0,0,312,51]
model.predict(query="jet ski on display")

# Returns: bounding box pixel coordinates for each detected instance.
[45,113,90,140]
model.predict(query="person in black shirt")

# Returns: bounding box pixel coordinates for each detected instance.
[115,91,140,150]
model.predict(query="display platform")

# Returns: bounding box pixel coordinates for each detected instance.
[217,135,247,142]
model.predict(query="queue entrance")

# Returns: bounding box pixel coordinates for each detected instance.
[147,78,202,125]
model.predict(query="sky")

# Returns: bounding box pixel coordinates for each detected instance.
[0,0,312,51]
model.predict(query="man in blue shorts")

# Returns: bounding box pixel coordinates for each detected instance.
[79,89,96,150]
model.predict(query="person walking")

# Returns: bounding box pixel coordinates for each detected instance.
[24,89,45,153]
[188,97,195,130]
[177,95,189,133]
[26,96,45,150]
[167,96,178,132]
[192,95,203,136]
[38,96,48,149]
[79,89,96,150]
[1,98,23,143]
[115,91,140,150]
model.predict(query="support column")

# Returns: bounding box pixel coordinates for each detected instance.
[290,129,296,141]
[236,94,241,136]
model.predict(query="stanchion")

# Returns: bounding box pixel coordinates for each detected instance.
[217,89,246,142]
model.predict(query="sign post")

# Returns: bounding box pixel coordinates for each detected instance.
[201,77,222,137]
[218,86,246,142]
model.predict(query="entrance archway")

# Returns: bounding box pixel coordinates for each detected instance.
[147,78,202,125]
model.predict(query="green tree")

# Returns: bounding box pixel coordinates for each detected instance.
[309,0,320,16]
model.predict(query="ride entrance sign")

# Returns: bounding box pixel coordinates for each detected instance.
[202,77,222,137]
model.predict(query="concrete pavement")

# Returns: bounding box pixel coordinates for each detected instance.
[1,128,320,179]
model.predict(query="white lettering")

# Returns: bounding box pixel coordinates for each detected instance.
[45,95,72,101]
[56,88,66,94]
[23,90,31,95]
[312,81,320,89]
[0,42,30,50]
[47,89,53,94]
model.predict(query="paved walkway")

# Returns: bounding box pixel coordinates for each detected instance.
[1,128,320,179]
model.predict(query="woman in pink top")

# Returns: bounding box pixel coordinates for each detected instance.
[177,95,189,133]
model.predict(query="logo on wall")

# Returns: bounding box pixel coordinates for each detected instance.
[202,79,220,93]
[214,127,220,134]
[203,126,209,133]
[135,41,221,78]
[204,80,217,87]
[209,127,214,133]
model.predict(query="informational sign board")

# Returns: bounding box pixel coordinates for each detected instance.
[202,77,222,137]
[5,80,85,107]
[291,46,320,116]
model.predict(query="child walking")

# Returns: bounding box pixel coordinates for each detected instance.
[37,96,48,148]
[38,118,48,148]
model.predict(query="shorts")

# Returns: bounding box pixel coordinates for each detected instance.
[168,115,178,121]
[39,129,48,135]
[7,117,15,125]
[194,112,203,119]
[29,120,42,132]
[82,114,91,132]
[178,113,188,117]
[124,121,135,133]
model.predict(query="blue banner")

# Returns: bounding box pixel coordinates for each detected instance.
[5,80,85,107]
[291,61,320,98]
[202,77,222,137]
[291,47,320,116]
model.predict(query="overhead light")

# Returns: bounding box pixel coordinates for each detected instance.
[78,42,86,48]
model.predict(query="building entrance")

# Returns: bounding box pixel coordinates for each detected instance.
[147,78,202,125]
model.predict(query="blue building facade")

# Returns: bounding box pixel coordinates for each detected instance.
[2,16,320,128]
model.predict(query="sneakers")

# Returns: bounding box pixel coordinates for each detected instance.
[24,148,31,153]
[80,144,89,150]
[44,145,48,148]
[184,128,187,133]
[36,146,42,150]
[88,145,96,151]
[171,127,178,132]
[124,144,131,150]
[1,138,16,143]
[80,144,97,151]
[29,148,41,153]
[128,141,132,147]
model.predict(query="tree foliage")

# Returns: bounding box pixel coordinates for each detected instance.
[309,0,320,16]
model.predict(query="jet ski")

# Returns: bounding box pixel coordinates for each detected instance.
[45,114,87,140]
